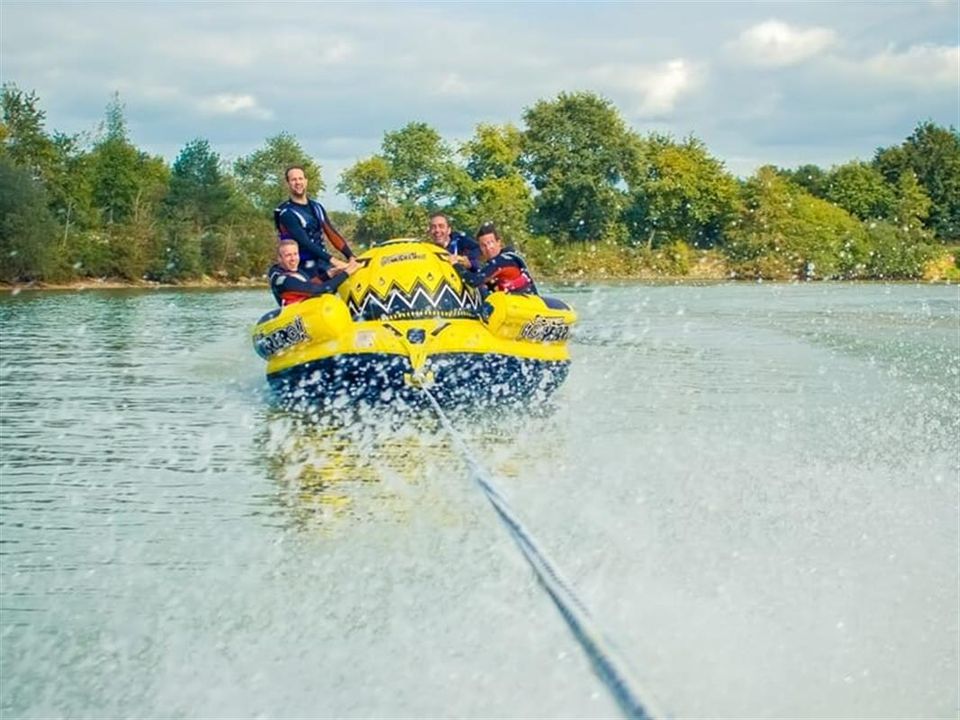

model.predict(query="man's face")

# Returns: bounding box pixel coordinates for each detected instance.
[478,232,501,260]
[286,168,308,200]
[278,243,300,271]
[428,216,451,247]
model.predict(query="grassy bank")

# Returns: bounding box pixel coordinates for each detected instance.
[2,242,957,294]
[522,238,960,284]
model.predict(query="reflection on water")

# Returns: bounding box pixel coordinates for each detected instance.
[256,408,442,530]
[253,401,567,534]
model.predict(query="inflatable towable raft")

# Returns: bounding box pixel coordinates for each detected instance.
[252,239,576,409]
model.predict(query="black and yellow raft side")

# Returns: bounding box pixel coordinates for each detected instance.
[251,239,576,409]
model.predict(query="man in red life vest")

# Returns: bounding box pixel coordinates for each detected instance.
[268,239,359,306]
[453,221,538,296]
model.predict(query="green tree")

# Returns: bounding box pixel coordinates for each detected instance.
[727,166,869,279]
[0,84,57,182]
[778,164,827,197]
[0,156,60,281]
[382,121,462,209]
[338,122,464,242]
[874,121,960,240]
[157,138,236,278]
[165,139,232,228]
[338,156,392,215]
[338,156,410,242]
[821,161,896,222]
[88,95,168,227]
[456,123,533,237]
[1,85,97,253]
[891,170,932,237]
[233,132,322,214]
[623,134,740,249]
[82,94,169,278]
[88,136,139,224]
[462,123,524,180]
[193,175,274,280]
[47,132,96,245]
[520,91,636,242]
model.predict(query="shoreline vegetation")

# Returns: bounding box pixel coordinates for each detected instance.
[3,241,955,295]
[3,86,959,290]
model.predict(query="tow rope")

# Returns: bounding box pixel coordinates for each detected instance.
[417,384,666,720]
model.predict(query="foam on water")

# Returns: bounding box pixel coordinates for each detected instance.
[1,283,957,718]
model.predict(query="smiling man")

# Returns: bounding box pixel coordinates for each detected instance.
[428,213,482,272]
[267,238,359,306]
[453,221,538,295]
[274,165,355,278]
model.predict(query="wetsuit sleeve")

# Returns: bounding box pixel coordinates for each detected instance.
[267,264,285,305]
[462,238,482,272]
[321,218,354,259]
[277,206,334,268]
[456,256,505,287]
[311,271,350,295]
[272,269,348,298]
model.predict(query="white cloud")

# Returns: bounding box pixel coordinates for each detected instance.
[198,94,273,120]
[591,59,699,118]
[856,44,959,88]
[729,20,837,67]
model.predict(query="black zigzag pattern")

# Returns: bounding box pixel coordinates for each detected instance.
[348,278,483,320]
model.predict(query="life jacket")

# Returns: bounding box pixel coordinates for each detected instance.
[273,199,327,242]
[268,264,315,306]
[280,288,312,306]
[490,250,535,293]
[273,199,353,261]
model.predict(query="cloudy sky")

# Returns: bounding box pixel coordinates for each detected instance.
[2,1,958,210]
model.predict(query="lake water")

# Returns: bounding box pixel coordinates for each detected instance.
[1,282,957,719]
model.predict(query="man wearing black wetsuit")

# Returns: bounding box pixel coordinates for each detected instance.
[274,165,355,278]
[268,239,358,306]
[455,222,538,296]
[428,213,482,272]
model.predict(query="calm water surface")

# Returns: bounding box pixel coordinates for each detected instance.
[1,282,958,718]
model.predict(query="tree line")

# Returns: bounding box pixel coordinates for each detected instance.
[2,84,958,284]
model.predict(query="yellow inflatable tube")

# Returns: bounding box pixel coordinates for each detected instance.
[252,239,576,409]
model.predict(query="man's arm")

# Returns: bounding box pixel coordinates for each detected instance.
[455,256,503,287]
[462,238,482,272]
[272,268,349,298]
[310,200,354,259]
[321,218,354,259]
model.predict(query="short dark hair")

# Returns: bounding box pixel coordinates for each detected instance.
[476,221,498,239]
[284,165,305,181]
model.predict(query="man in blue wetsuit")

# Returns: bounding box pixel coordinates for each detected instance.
[274,165,355,278]
[428,213,482,271]
[268,239,359,306]
[453,221,538,296]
